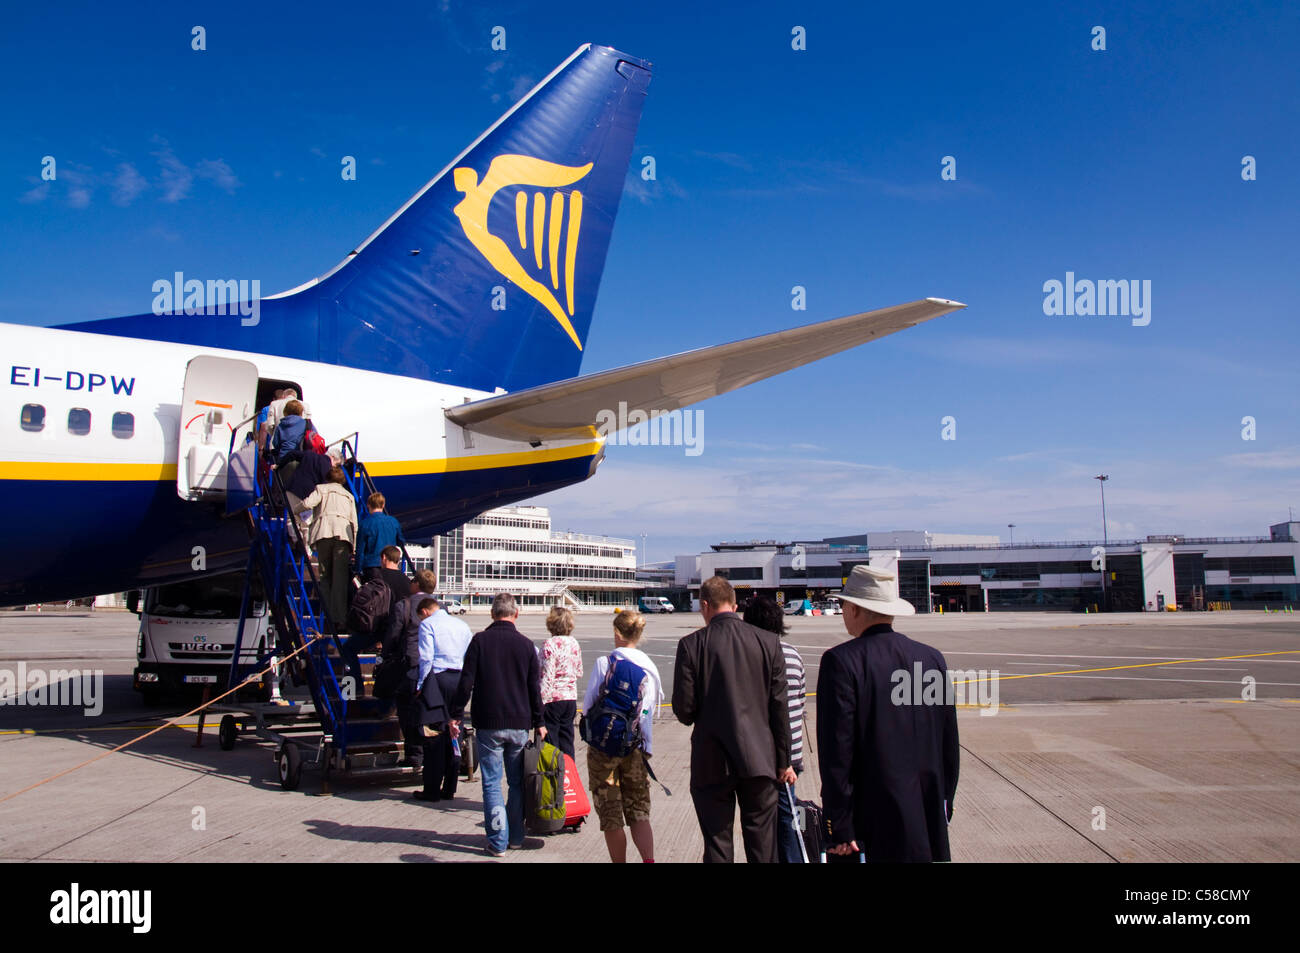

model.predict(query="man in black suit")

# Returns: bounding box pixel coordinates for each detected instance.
[673,576,793,862]
[818,564,960,862]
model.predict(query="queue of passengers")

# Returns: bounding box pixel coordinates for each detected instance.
[252,392,957,863]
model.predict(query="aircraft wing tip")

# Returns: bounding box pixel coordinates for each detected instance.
[925,297,967,309]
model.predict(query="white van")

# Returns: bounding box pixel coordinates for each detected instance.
[131,571,274,703]
[638,596,675,614]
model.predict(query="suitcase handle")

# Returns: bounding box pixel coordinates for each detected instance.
[786,781,811,864]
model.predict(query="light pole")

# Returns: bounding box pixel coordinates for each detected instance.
[640,532,647,571]
[1007,523,1015,545]
[1095,475,1109,609]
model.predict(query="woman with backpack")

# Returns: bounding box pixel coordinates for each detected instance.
[581,609,663,863]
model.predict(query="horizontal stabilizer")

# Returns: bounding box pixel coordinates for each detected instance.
[445,297,965,442]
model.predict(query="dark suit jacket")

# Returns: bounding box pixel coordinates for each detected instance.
[672,611,791,786]
[816,623,960,862]
[418,666,449,727]
[383,592,428,670]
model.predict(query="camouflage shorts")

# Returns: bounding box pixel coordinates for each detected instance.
[587,748,651,831]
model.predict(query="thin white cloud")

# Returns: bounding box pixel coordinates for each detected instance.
[195,158,240,193]
[60,167,93,208]
[1219,450,1300,470]
[151,138,193,202]
[693,150,754,171]
[110,162,148,205]
[531,450,1298,554]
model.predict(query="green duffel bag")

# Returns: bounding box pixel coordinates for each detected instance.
[523,737,567,834]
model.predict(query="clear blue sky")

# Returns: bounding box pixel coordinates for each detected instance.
[3,1,1297,560]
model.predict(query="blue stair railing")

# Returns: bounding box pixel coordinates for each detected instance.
[225,424,352,748]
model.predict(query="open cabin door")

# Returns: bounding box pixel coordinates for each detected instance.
[177,356,258,502]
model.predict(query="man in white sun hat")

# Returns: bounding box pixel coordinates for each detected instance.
[817,564,960,862]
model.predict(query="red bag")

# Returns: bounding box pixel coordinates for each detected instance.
[562,753,590,828]
[306,422,328,456]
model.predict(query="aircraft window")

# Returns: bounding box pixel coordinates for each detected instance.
[20,403,45,432]
[112,412,135,439]
[68,407,91,435]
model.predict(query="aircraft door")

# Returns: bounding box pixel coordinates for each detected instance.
[177,356,259,501]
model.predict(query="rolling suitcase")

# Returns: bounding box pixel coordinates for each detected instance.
[788,783,865,863]
[458,724,477,781]
[561,752,590,829]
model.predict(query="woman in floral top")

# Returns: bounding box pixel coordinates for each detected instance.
[540,606,583,759]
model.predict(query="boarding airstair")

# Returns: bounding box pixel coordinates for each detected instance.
[213,429,417,792]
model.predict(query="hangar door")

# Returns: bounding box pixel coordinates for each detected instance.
[177,356,259,501]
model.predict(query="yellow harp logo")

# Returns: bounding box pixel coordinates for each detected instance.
[453,154,593,350]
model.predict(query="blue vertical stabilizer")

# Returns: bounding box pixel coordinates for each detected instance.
[57,44,652,392]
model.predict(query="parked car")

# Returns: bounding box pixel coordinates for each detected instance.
[441,599,467,614]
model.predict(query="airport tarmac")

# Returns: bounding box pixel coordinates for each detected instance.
[1,609,1297,862]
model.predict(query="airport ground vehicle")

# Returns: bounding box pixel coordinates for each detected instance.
[130,572,273,703]
[638,596,674,614]
[813,600,842,615]
[441,599,467,614]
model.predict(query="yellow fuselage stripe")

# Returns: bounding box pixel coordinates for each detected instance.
[0,441,601,482]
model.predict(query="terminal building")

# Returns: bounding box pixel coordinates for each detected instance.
[407,505,639,609]
[674,523,1300,612]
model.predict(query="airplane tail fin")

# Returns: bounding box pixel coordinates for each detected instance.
[58,44,651,393]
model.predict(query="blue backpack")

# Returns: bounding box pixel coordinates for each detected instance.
[581,655,647,758]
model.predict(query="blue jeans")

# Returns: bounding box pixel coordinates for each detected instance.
[777,771,804,863]
[476,728,528,852]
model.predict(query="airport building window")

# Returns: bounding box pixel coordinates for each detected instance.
[67,407,91,435]
[20,403,45,432]
[931,560,1097,580]
[780,564,843,580]
[439,526,464,591]
[1204,583,1298,605]
[988,586,1103,611]
[465,559,635,583]
[1204,556,1296,576]
[898,559,931,614]
[464,536,629,559]
[930,563,980,576]
[111,412,134,439]
[1174,552,1206,606]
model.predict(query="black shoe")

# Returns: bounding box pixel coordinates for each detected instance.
[412,790,440,802]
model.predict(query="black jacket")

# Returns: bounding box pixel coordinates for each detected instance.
[384,592,430,672]
[418,666,449,727]
[454,619,543,731]
[672,611,791,785]
[285,449,332,501]
[375,567,413,625]
[816,623,960,862]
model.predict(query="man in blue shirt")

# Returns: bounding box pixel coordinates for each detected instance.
[355,492,405,578]
[414,597,474,803]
